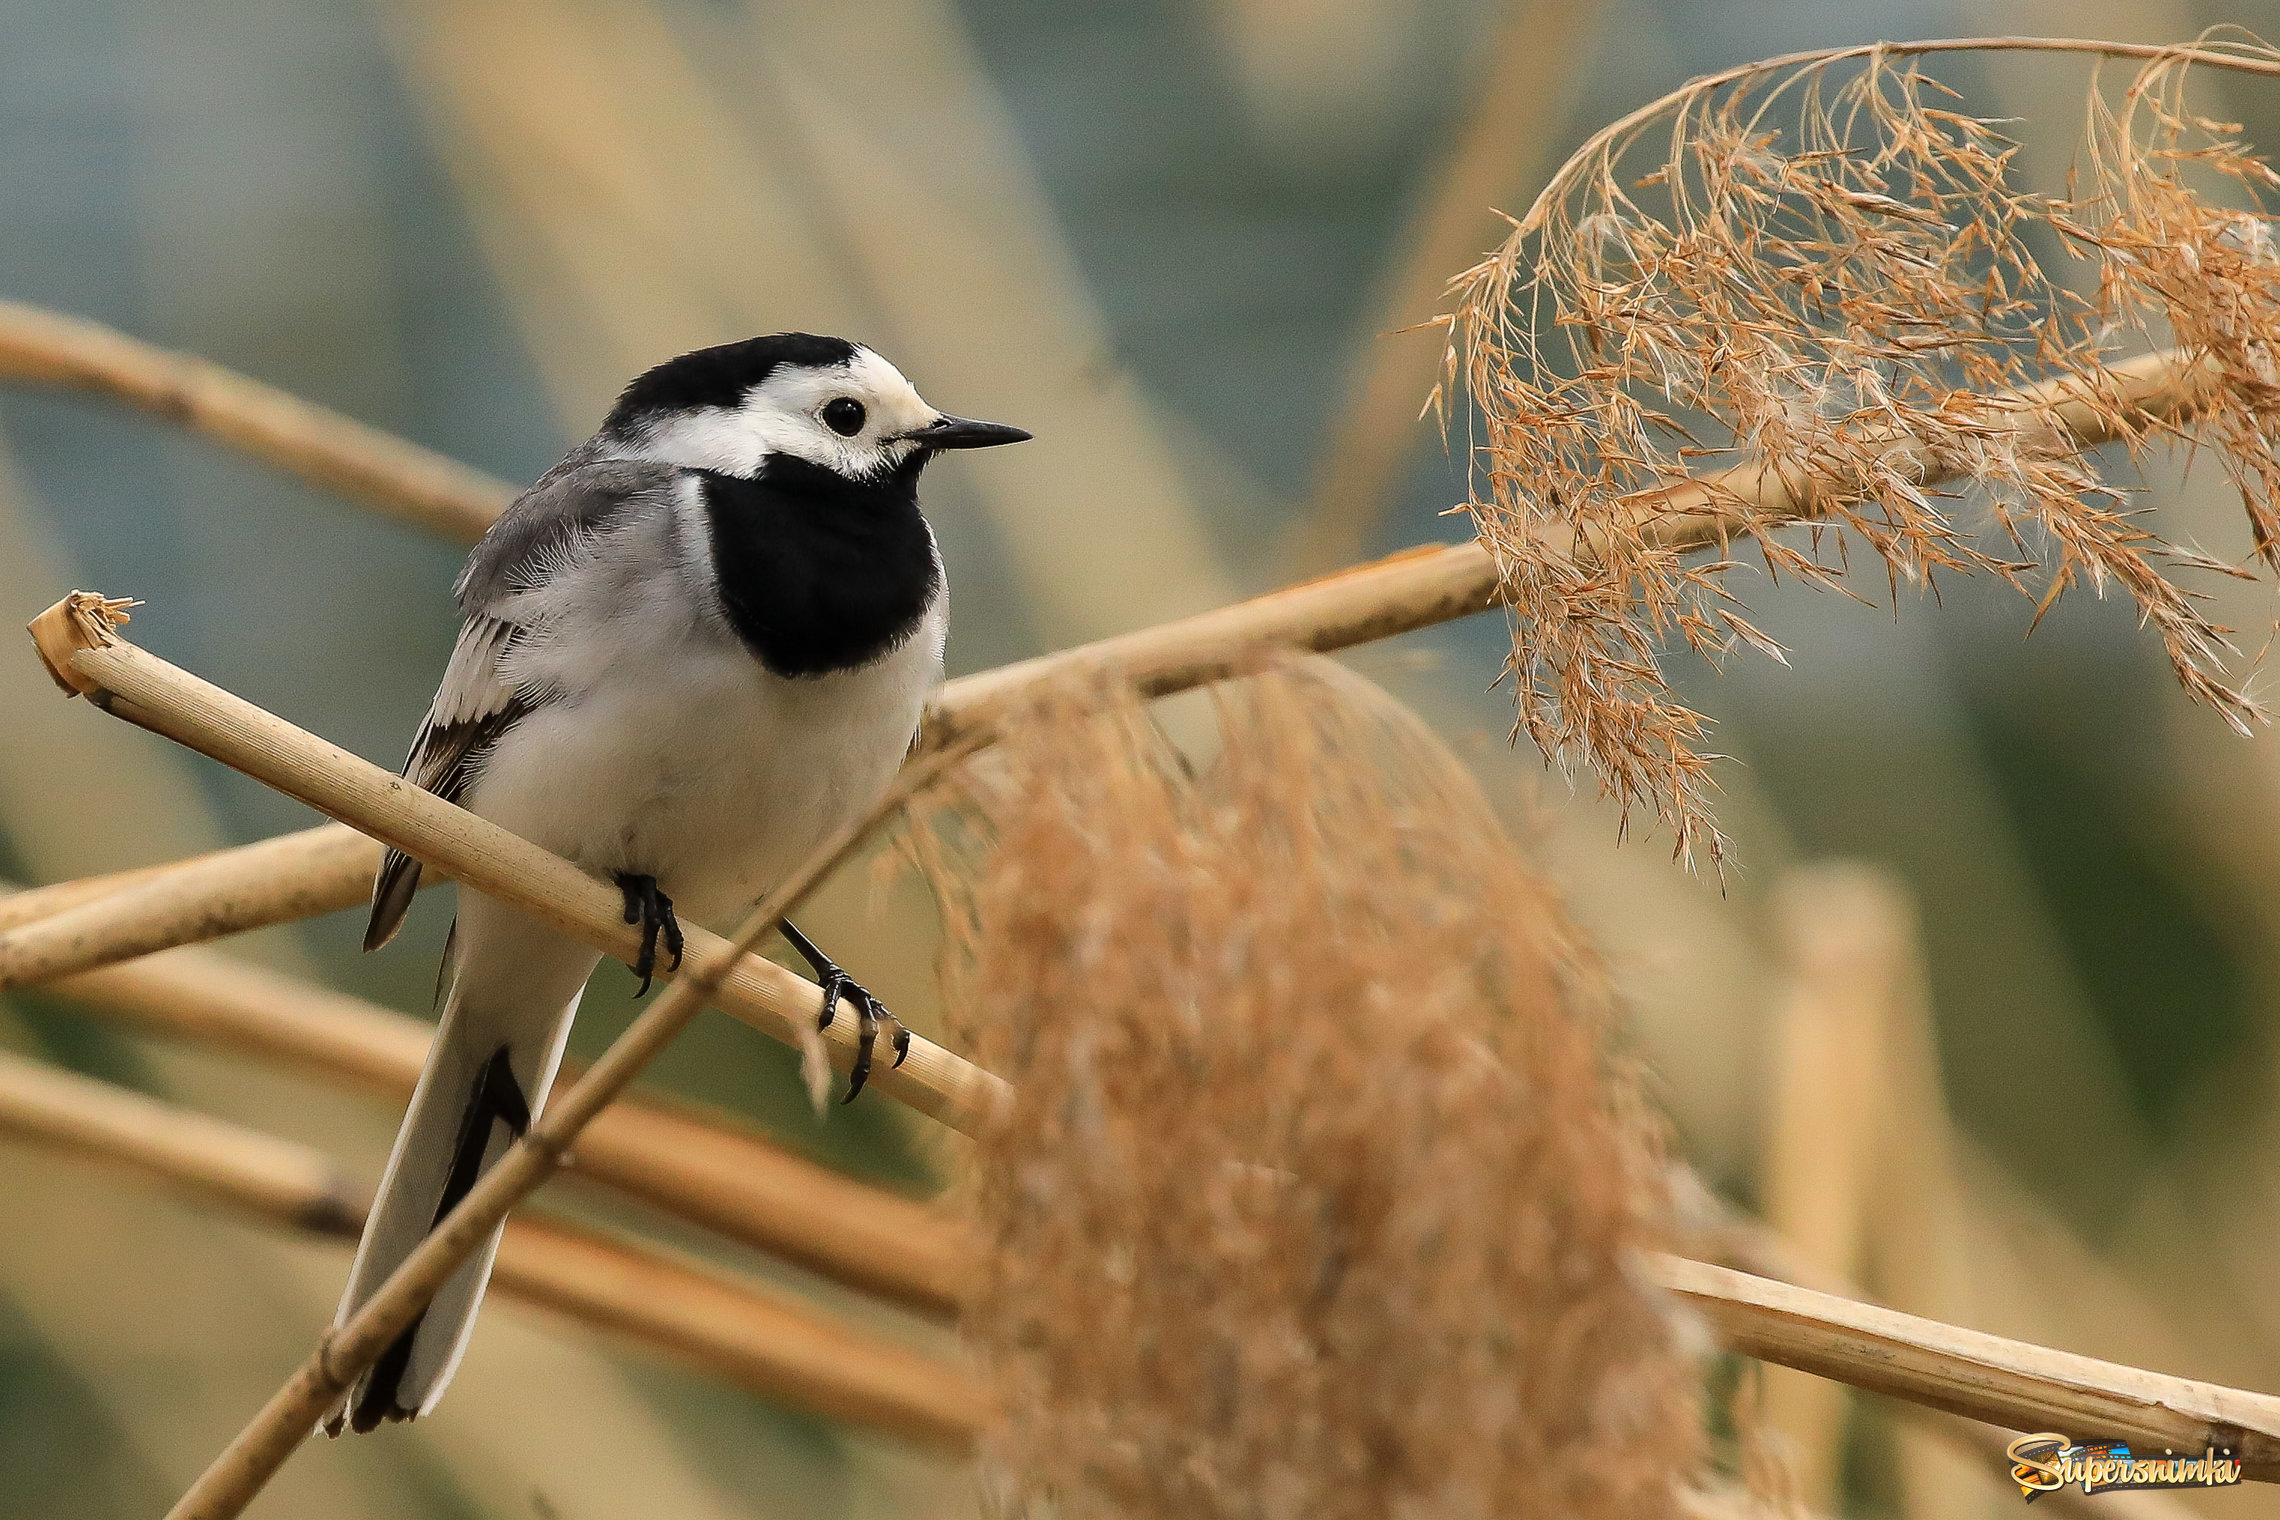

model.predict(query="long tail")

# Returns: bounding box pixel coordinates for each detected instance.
[329,903,600,1433]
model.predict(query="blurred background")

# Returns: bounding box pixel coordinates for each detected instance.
[3,0,2279,1516]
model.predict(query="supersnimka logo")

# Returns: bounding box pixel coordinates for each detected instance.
[2006,1434,2243,1499]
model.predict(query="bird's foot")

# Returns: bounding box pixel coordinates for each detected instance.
[614,872,684,996]
[780,920,907,1102]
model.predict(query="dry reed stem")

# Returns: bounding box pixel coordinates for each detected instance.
[76,908,2250,1497]
[0,855,219,934]
[75,905,2218,1488]
[1754,871,1905,1505]
[0,347,2209,990]
[0,824,382,988]
[39,596,2266,1504]
[0,1037,363,1233]
[1833,865,1999,1520]
[61,913,2242,1494]
[158,676,985,1520]
[28,592,1006,1132]
[0,1047,983,1445]
[41,934,968,1313]
[1649,1255,2280,1477]
[0,300,511,541]
[1696,1205,2203,1520]
[923,663,1700,1520]
[1451,37,2280,865]
[492,1214,978,1445]
[924,347,2209,746]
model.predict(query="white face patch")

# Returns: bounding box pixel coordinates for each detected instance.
[622,347,941,479]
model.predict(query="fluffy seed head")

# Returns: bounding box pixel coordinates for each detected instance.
[913,661,1701,1520]
[1445,39,2280,867]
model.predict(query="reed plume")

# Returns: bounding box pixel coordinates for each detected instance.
[918,662,1700,1520]
[1449,37,2280,865]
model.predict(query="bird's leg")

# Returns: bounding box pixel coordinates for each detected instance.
[779,920,908,1102]
[614,872,683,996]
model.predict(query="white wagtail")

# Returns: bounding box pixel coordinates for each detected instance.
[329,334,1028,1433]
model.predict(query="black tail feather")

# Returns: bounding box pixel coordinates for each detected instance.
[364,848,424,952]
[350,1045,528,1432]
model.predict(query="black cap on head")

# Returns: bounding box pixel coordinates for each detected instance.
[602,333,860,435]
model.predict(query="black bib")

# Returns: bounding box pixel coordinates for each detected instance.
[698,454,942,678]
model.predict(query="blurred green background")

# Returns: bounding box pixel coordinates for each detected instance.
[4,0,2279,1516]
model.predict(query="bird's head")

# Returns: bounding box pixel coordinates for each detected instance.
[599,334,1029,481]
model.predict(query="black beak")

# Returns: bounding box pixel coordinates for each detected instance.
[902,414,1032,450]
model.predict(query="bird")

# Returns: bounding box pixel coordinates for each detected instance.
[327,333,1028,1434]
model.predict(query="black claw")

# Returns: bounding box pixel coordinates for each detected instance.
[779,920,904,1103]
[844,1003,873,1101]
[813,967,851,1033]
[615,873,681,997]
[839,987,905,1100]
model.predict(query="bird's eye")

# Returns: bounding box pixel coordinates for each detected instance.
[821,397,867,437]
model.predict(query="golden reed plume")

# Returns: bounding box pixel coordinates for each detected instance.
[1448,37,2280,867]
[915,662,1701,1519]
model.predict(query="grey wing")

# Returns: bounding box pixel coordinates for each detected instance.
[455,451,685,606]
[364,613,532,951]
[367,454,684,951]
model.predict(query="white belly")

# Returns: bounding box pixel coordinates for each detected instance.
[467,598,942,928]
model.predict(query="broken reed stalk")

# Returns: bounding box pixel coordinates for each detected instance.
[158,685,985,1520]
[0,299,512,541]
[0,346,2212,992]
[41,935,968,1313]
[0,1047,982,1446]
[1649,1255,2280,1478]
[28,594,1006,1133]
